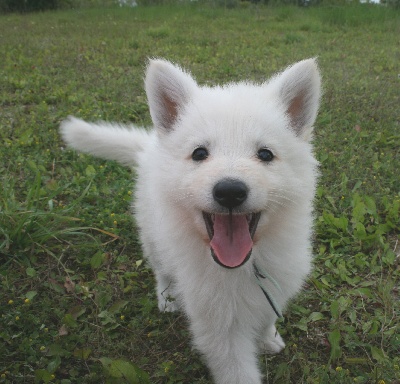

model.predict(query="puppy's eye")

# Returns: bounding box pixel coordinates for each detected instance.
[192,147,209,161]
[257,148,274,162]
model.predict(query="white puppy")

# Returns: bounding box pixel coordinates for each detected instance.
[61,58,321,384]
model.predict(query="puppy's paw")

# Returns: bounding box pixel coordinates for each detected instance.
[158,298,179,313]
[261,326,286,354]
[264,332,285,354]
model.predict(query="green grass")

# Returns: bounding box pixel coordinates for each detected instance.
[1,3,399,383]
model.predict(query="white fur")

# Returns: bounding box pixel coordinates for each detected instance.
[60,58,321,384]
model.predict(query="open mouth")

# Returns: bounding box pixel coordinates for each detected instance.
[202,211,261,269]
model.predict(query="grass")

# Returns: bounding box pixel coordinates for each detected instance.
[0,3,399,383]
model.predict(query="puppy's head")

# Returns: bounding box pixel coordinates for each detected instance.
[145,59,321,269]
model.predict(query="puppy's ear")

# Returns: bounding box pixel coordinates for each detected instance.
[145,59,197,132]
[275,59,321,140]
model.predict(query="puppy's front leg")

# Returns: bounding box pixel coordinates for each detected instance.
[154,271,179,313]
[190,318,262,384]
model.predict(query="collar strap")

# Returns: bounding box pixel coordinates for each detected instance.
[253,263,283,319]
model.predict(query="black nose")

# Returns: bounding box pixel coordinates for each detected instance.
[213,179,248,209]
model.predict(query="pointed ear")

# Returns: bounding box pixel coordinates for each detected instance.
[275,59,321,140]
[145,59,197,132]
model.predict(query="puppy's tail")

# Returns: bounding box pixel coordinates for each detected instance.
[60,116,152,167]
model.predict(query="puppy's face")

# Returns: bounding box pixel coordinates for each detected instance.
[156,86,317,268]
[145,59,320,268]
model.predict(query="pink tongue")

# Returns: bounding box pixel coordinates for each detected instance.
[210,215,253,268]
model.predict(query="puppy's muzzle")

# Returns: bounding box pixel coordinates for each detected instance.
[203,179,261,269]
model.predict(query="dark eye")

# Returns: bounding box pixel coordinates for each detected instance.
[192,147,209,161]
[257,148,274,162]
